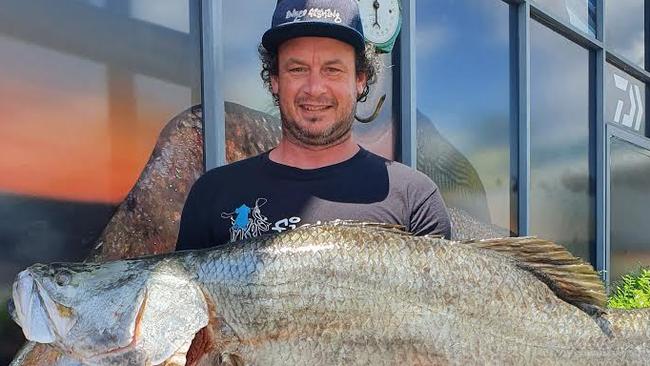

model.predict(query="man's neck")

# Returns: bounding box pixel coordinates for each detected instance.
[269,136,360,169]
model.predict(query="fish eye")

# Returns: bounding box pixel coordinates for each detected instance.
[54,271,71,286]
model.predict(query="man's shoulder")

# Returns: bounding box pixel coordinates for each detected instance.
[362,149,438,190]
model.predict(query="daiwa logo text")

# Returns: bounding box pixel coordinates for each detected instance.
[286,8,342,23]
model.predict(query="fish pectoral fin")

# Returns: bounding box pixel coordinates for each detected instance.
[139,269,210,365]
[466,236,607,314]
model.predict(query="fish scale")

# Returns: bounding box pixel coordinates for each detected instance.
[10,222,650,365]
[189,224,647,365]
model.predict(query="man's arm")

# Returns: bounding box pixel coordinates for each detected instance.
[409,185,452,239]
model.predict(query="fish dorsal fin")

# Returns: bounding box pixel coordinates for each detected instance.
[300,220,411,234]
[465,236,607,315]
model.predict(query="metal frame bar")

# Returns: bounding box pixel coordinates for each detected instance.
[200,0,226,170]
[509,3,520,236]
[607,52,650,84]
[399,0,417,167]
[647,0,650,139]
[529,2,602,51]
[646,0,650,72]
[189,2,203,103]
[595,0,607,281]
[517,2,531,236]
[596,0,604,42]
[608,123,650,149]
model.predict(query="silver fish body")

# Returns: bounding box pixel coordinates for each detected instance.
[11,222,650,365]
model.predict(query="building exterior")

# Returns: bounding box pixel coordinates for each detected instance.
[0,0,648,362]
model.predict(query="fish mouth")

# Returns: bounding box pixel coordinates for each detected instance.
[12,270,76,344]
[12,270,55,343]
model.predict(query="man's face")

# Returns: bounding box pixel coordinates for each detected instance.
[271,37,367,147]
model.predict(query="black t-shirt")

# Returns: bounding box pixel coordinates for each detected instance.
[176,147,451,250]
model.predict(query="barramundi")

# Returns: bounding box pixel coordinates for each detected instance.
[10,222,650,365]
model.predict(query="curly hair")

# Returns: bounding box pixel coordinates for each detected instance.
[259,42,381,105]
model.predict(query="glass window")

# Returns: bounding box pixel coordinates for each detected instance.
[74,0,107,7]
[222,1,397,163]
[130,0,192,33]
[605,0,644,67]
[610,137,650,282]
[416,0,511,237]
[0,1,201,363]
[605,63,646,136]
[530,20,594,262]
[532,0,597,37]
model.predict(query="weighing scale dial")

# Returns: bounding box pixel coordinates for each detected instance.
[357,0,402,53]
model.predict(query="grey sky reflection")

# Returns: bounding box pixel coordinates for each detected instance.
[530,20,593,261]
[223,1,276,111]
[130,0,190,33]
[606,0,644,66]
[416,0,510,229]
[610,138,650,280]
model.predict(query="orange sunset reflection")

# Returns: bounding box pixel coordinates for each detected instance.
[0,72,191,204]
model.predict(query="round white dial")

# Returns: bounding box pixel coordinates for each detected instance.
[357,0,401,46]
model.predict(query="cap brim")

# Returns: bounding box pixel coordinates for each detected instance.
[262,22,365,52]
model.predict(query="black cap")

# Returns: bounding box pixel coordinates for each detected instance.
[262,0,365,52]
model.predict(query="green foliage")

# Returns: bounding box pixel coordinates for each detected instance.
[608,268,650,309]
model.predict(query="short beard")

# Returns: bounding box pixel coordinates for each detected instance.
[280,103,356,147]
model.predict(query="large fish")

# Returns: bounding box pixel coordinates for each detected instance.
[9,221,650,365]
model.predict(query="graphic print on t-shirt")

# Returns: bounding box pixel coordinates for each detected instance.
[220,198,271,241]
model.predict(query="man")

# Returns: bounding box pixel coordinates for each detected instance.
[176,0,450,250]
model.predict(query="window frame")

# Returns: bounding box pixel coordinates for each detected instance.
[605,123,650,285]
